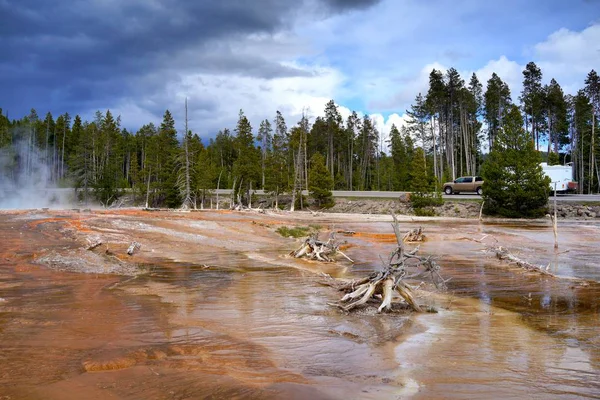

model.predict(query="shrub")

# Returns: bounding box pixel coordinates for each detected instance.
[275,225,320,238]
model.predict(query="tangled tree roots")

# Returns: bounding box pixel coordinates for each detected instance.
[334,214,446,313]
[403,227,425,242]
[291,233,354,263]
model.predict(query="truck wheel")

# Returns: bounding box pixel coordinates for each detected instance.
[444,186,453,195]
[476,187,483,195]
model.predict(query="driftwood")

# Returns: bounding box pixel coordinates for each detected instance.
[86,237,103,250]
[127,241,141,256]
[490,246,555,276]
[460,234,557,277]
[333,214,446,313]
[291,233,354,263]
[403,227,425,242]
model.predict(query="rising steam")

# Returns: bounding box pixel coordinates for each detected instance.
[0,138,75,209]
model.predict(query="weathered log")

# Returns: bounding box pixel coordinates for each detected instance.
[86,237,103,250]
[490,246,555,276]
[127,242,141,256]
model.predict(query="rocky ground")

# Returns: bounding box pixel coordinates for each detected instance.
[95,193,600,220]
[329,197,600,219]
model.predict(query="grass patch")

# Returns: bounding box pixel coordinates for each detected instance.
[276,225,320,238]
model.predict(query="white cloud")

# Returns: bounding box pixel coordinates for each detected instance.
[146,63,347,137]
[472,55,523,99]
[370,113,411,153]
[534,23,600,94]
[112,20,600,146]
[369,62,448,112]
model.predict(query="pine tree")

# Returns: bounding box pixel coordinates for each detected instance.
[256,119,273,188]
[308,152,334,208]
[232,110,260,204]
[484,73,512,149]
[0,109,10,148]
[388,124,411,190]
[520,62,545,149]
[93,110,122,206]
[324,100,342,177]
[584,70,600,192]
[409,147,429,192]
[481,105,550,217]
[156,110,180,207]
[572,90,594,192]
[544,78,569,155]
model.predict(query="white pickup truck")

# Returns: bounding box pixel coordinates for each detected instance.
[541,163,578,193]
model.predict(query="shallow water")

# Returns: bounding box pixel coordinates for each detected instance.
[0,210,599,399]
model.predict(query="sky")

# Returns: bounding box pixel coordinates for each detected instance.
[1,0,599,145]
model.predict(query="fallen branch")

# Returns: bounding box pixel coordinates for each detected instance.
[489,246,555,276]
[86,237,103,250]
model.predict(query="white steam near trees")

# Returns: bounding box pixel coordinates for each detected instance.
[0,135,72,209]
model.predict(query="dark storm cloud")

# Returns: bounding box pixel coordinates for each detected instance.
[0,0,380,124]
[322,0,382,11]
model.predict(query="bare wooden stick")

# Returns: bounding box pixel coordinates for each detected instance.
[127,242,141,256]
[479,200,485,221]
[552,184,558,249]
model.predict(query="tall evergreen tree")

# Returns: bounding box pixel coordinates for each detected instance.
[481,105,550,217]
[584,70,600,192]
[233,110,260,203]
[323,100,343,177]
[256,118,273,189]
[572,90,594,192]
[544,78,569,155]
[155,110,180,207]
[308,152,334,208]
[484,73,512,149]
[520,62,545,150]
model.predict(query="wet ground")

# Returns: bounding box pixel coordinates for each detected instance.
[0,209,599,399]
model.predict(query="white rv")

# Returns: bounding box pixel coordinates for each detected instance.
[540,162,577,193]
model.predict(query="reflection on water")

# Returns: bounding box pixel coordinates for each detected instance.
[0,211,599,399]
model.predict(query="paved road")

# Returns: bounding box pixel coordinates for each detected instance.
[331,190,600,202]
[37,188,600,202]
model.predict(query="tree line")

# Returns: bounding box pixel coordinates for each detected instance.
[0,62,598,209]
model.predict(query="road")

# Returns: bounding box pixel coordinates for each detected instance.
[330,191,600,202]
[36,188,600,202]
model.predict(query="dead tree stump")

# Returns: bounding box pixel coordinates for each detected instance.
[291,233,354,263]
[334,214,445,313]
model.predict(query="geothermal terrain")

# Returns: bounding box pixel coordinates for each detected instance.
[0,208,599,399]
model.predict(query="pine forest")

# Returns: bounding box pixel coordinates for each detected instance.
[1,63,599,208]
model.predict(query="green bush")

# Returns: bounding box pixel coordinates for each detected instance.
[414,207,436,217]
[410,191,444,208]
